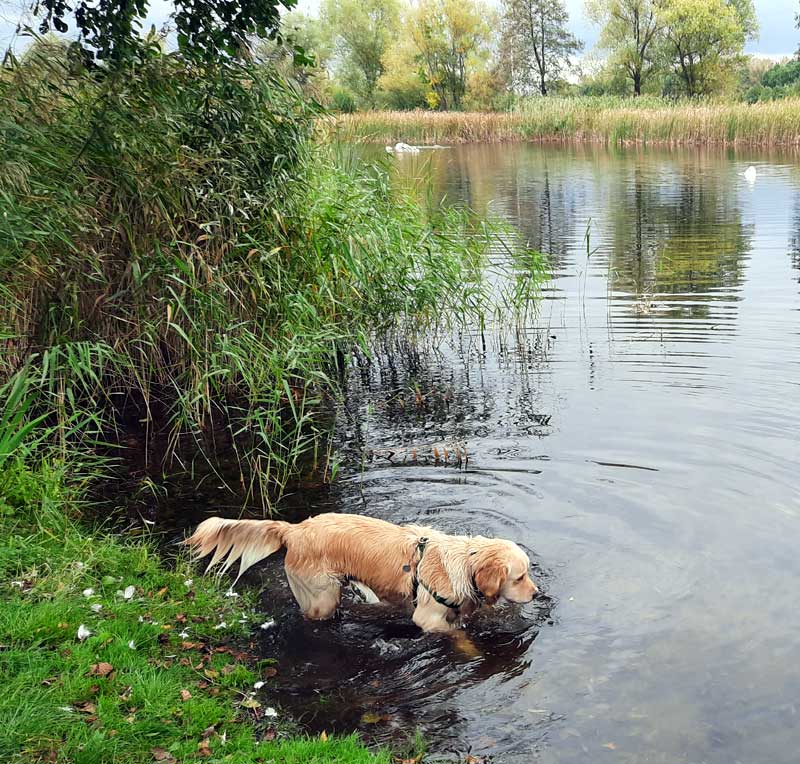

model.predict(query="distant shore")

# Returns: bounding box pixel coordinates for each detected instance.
[334,98,800,147]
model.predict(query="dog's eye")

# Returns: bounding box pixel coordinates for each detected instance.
[516,574,525,582]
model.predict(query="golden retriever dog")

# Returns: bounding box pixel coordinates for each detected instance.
[185,513,539,633]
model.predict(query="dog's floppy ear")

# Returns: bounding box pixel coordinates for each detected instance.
[472,553,508,604]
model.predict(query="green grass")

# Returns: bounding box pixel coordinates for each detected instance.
[0,458,390,764]
[335,96,800,146]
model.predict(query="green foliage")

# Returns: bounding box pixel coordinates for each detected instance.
[587,0,662,96]
[33,0,292,66]
[331,86,359,112]
[660,0,756,96]
[407,0,493,110]
[321,0,400,107]
[500,0,582,96]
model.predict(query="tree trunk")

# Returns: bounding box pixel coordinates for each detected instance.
[633,70,641,97]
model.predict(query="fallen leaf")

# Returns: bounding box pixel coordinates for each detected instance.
[156,586,168,597]
[602,743,617,750]
[262,727,277,741]
[319,730,328,742]
[262,666,278,678]
[41,676,59,686]
[197,739,212,758]
[201,725,216,740]
[88,662,114,677]
[151,748,175,762]
[123,585,136,600]
[240,697,261,709]
[74,701,96,714]
[180,690,192,702]
[361,711,390,724]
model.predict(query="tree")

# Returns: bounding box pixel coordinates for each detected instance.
[587,0,661,96]
[500,0,582,96]
[660,0,756,96]
[406,0,491,110]
[320,0,399,108]
[32,0,292,67]
[377,35,429,109]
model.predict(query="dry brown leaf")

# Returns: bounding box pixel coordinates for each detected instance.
[180,689,192,702]
[74,701,96,714]
[319,730,328,742]
[220,664,237,676]
[602,742,617,750]
[201,725,216,740]
[240,697,261,709]
[87,662,114,677]
[151,747,175,762]
[197,739,212,758]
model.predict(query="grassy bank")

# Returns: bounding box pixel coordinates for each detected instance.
[0,454,390,763]
[336,97,800,146]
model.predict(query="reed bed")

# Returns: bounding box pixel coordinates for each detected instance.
[337,97,800,147]
[0,47,544,506]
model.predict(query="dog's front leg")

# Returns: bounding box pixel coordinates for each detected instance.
[412,600,459,633]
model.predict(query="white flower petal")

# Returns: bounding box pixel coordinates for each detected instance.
[264,707,278,718]
[253,681,265,689]
[77,624,92,641]
[90,603,103,613]
[259,619,276,630]
[82,588,95,598]
[128,640,136,649]
[123,585,136,600]
[213,622,227,630]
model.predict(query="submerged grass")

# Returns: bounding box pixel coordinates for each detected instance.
[335,97,800,147]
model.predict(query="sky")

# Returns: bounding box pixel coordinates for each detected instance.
[1,0,798,60]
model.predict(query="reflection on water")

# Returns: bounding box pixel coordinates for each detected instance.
[164,144,800,763]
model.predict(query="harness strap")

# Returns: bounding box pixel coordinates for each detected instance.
[410,535,468,611]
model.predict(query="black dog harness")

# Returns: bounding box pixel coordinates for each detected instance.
[410,536,483,611]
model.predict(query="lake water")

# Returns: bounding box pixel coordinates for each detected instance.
[167,143,800,762]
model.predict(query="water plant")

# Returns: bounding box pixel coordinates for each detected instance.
[336,97,800,146]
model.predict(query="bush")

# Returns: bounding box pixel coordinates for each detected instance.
[331,86,358,112]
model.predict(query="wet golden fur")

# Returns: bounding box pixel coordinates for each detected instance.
[185,513,538,632]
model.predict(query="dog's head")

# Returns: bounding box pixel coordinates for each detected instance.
[470,539,538,605]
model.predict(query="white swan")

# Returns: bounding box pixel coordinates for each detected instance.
[743,165,757,183]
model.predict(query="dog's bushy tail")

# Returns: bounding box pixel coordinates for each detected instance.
[184,517,291,584]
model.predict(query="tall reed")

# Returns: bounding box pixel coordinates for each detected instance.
[1,43,540,507]
[337,97,800,147]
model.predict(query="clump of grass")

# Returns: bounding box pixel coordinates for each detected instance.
[1,42,533,505]
[336,97,800,146]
